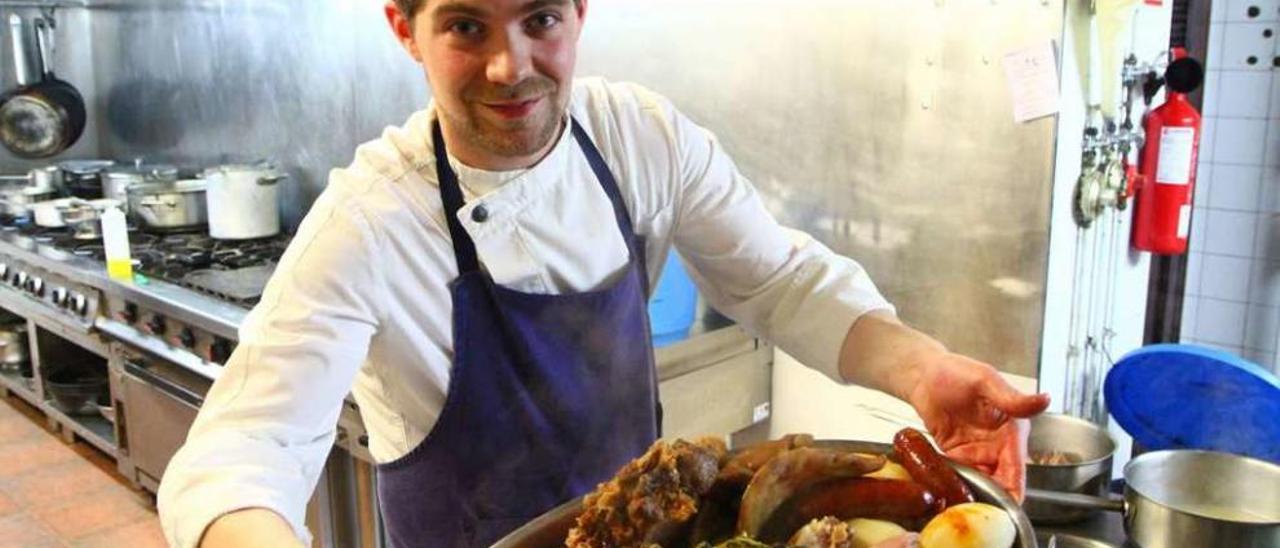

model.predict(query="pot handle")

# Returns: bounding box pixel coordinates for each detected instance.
[139,196,176,209]
[1025,488,1126,513]
[32,16,53,80]
[257,174,286,186]
[8,14,29,86]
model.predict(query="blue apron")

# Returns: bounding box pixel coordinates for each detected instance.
[375,118,661,547]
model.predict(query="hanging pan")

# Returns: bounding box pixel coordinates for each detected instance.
[0,14,85,159]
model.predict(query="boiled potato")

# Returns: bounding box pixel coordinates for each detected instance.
[865,461,912,481]
[847,518,908,548]
[918,503,1015,548]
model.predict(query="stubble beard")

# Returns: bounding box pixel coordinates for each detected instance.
[450,78,566,161]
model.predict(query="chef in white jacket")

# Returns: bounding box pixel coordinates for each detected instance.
[159,1,1051,547]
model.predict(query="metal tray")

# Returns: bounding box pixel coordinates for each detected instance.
[492,439,1038,548]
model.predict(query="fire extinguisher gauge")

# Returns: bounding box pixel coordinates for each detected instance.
[1165,58,1204,94]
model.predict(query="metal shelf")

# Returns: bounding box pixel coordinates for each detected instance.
[61,409,115,455]
[0,367,39,406]
[0,367,117,458]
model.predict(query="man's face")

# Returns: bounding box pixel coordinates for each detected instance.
[389,0,586,169]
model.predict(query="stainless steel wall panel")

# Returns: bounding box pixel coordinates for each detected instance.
[578,1,1064,375]
[2,0,1060,376]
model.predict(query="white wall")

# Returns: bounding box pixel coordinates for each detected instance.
[1182,0,1280,374]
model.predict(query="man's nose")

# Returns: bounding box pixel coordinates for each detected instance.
[486,33,534,87]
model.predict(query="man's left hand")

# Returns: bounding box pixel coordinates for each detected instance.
[906,352,1050,501]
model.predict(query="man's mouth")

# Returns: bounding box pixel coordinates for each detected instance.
[482,97,543,120]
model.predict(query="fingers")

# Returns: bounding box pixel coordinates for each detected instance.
[981,375,1051,418]
[994,419,1031,502]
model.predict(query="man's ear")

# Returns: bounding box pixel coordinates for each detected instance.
[384,1,423,63]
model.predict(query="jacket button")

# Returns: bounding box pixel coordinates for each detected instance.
[471,204,489,223]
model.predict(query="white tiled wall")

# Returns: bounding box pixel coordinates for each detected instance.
[1182,2,1280,373]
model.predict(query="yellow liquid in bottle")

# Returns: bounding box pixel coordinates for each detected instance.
[107,258,134,281]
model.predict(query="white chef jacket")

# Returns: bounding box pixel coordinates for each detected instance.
[157,77,894,547]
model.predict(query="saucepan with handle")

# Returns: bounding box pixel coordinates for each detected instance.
[1026,449,1280,548]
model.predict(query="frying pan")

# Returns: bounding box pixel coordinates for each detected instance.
[0,15,85,158]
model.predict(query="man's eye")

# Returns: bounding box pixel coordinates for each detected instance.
[526,12,561,32]
[448,19,484,36]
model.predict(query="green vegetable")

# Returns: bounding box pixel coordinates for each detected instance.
[692,535,772,548]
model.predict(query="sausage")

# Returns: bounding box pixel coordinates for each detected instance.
[758,478,937,542]
[892,428,974,509]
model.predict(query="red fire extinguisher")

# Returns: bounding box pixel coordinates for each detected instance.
[1132,49,1204,255]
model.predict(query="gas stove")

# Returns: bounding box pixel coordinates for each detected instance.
[7,224,290,307]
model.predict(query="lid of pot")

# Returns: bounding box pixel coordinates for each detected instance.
[58,160,115,174]
[105,163,178,181]
[1105,343,1280,463]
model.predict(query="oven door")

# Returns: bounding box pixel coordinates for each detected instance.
[118,354,207,492]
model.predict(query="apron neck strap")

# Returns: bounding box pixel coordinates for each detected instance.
[433,116,638,275]
[432,119,481,274]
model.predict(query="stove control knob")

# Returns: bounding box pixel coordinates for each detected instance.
[51,287,67,306]
[71,294,88,315]
[29,278,43,297]
[119,302,138,324]
[178,328,196,349]
[146,315,167,336]
[210,338,234,364]
[13,272,27,288]
[0,264,8,281]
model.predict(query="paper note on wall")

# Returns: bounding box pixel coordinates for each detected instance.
[1002,41,1061,123]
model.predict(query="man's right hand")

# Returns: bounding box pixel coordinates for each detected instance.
[200,508,305,548]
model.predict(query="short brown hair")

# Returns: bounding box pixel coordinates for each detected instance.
[395,0,580,19]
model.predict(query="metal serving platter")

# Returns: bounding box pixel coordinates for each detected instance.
[493,439,1038,548]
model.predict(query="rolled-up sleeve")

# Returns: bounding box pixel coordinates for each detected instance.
[663,104,895,383]
[157,178,387,548]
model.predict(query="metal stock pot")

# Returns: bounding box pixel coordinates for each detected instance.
[1027,450,1280,548]
[127,179,208,231]
[202,163,284,240]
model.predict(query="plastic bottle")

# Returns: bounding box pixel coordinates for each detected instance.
[101,206,133,282]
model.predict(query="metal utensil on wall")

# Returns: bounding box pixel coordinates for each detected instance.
[0,14,86,158]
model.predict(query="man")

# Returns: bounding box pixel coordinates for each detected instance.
[159,1,1050,546]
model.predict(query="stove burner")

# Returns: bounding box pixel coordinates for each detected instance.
[2,220,291,306]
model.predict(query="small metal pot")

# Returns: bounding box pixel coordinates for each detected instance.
[1024,413,1117,524]
[102,163,177,205]
[1028,450,1280,548]
[0,321,28,369]
[127,179,208,231]
[0,184,56,218]
[0,166,60,194]
[60,204,101,240]
[59,159,116,199]
[30,197,75,227]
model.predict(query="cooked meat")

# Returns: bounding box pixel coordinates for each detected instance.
[737,448,886,537]
[566,437,727,548]
[788,517,855,548]
[1029,450,1083,465]
[714,433,815,492]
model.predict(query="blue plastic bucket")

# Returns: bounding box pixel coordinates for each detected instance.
[648,250,698,347]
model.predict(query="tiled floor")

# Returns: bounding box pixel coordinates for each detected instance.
[0,395,166,548]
